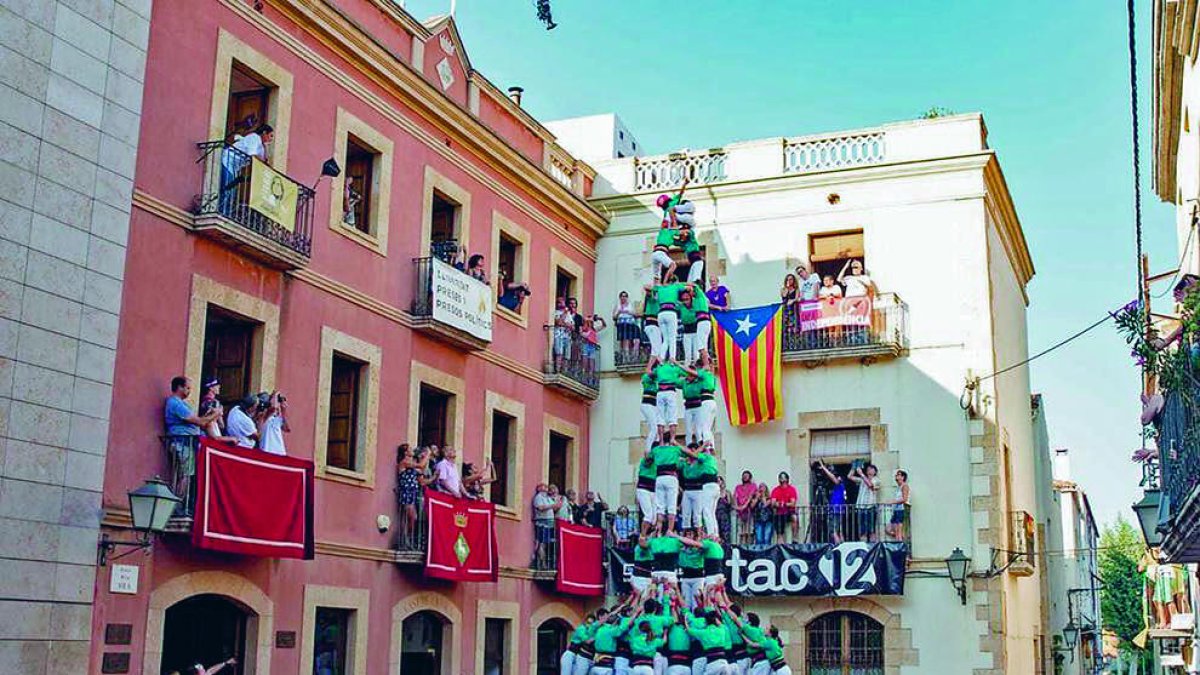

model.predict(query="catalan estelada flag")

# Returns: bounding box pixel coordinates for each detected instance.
[712,303,783,425]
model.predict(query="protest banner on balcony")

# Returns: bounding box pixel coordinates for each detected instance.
[556,521,604,596]
[424,490,498,582]
[798,296,873,331]
[431,257,494,341]
[192,438,315,559]
[248,157,299,230]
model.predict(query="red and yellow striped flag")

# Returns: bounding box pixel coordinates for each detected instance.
[711,303,783,426]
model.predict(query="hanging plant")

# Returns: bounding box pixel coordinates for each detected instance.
[1111,299,1158,371]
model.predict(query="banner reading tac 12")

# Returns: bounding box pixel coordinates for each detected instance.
[798,296,873,331]
[248,158,298,231]
[431,257,493,341]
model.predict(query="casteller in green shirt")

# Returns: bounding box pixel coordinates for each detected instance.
[682,370,717,402]
[648,535,683,570]
[683,453,718,485]
[654,362,686,389]
[742,623,766,655]
[593,618,632,654]
[651,444,682,475]
[676,227,701,254]
[654,282,686,307]
[686,614,731,651]
[761,636,784,663]
[628,631,665,659]
[655,226,677,249]
[644,290,660,318]
[702,538,725,576]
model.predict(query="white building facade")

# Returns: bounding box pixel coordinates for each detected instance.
[581,114,1049,674]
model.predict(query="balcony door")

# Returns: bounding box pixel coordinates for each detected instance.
[202,307,257,408]
[547,431,570,492]
[225,64,272,140]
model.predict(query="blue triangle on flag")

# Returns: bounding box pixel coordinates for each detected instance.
[712,303,781,351]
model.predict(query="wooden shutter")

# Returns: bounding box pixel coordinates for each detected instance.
[809,231,864,262]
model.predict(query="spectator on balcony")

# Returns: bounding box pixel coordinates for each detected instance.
[706,276,730,312]
[552,484,573,522]
[396,444,432,545]
[225,394,261,449]
[780,274,800,337]
[465,254,490,285]
[198,399,237,445]
[715,476,732,545]
[564,488,582,523]
[581,313,606,376]
[614,291,640,357]
[497,268,532,312]
[165,377,217,438]
[553,297,576,371]
[770,472,799,544]
[463,459,497,500]
[532,483,558,566]
[814,460,848,544]
[199,377,220,408]
[219,124,274,212]
[818,274,842,300]
[733,471,757,546]
[796,263,822,347]
[612,506,638,550]
[752,483,774,546]
[433,446,464,498]
[258,392,289,456]
[838,258,875,345]
[580,491,609,528]
[848,462,879,542]
[884,469,911,541]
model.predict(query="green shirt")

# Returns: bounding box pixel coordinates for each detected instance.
[655,227,677,248]
[676,228,700,254]
[570,623,593,645]
[686,617,730,651]
[654,362,686,389]
[679,545,705,571]
[593,619,631,654]
[690,291,709,312]
[682,370,716,401]
[761,636,783,662]
[629,633,665,659]
[642,607,672,635]
[644,290,659,317]
[680,303,697,327]
[651,444,682,473]
[633,543,654,565]
[637,455,657,483]
[683,453,718,481]
[742,625,766,654]
[648,535,682,558]
[723,615,744,647]
[641,374,657,397]
[702,539,725,575]
[666,622,693,653]
[655,282,686,306]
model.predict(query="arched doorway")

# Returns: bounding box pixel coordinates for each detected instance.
[401,610,448,675]
[162,594,249,675]
[535,619,572,675]
[806,611,884,675]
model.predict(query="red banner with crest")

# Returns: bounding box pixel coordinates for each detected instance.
[424,489,498,582]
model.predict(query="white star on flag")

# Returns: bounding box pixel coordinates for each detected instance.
[735,315,756,335]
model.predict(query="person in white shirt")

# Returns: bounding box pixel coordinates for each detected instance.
[818,275,842,300]
[258,392,290,456]
[837,259,875,345]
[225,395,260,449]
[219,124,274,213]
[796,263,821,301]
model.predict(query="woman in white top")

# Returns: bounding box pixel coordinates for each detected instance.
[613,290,639,358]
[837,259,875,344]
[848,463,879,542]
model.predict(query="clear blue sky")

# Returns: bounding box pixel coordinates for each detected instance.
[409,0,1175,528]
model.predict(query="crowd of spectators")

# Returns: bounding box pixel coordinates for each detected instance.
[554,296,608,376]
[532,484,610,566]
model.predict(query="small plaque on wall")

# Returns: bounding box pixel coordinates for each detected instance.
[275,630,296,648]
[101,652,130,674]
[104,623,133,645]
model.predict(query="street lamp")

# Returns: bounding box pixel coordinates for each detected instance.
[945,547,971,605]
[98,477,181,566]
[1062,621,1079,651]
[1132,488,1163,548]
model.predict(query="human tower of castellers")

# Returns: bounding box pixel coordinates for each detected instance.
[560,186,793,675]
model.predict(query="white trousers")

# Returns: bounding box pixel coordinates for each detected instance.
[644,323,663,361]
[637,488,657,524]
[692,657,707,675]
[688,258,705,284]
[592,668,613,675]
[616,656,630,675]
[705,659,729,675]
[748,662,770,675]
[681,576,703,608]
[573,656,594,675]
[681,489,703,529]
[655,475,680,515]
[654,654,666,675]
[685,405,703,445]
[696,319,712,358]
[682,331,698,365]
[699,400,717,444]
[631,666,654,675]
[656,390,680,428]
[561,651,576,675]
[630,575,650,592]
[773,666,791,675]
[657,310,679,360]
[652,249,674,280]
[701,482,720,536]
[736,658,751,675]
[641,403,659,452]
[667,666,691,675]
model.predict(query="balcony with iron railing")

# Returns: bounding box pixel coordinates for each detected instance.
[410,253,493,351]
[193,140,314,269]
[542,326,600,400]
[1155,345,1200,562]
[1007,510,1036,577]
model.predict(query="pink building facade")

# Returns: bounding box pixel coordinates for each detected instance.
[90,1,607,674]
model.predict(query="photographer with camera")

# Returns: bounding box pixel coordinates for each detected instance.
[226,394,261,449]
[259,391,290,456]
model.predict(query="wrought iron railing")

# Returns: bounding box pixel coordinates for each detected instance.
[532,520,559,572]
[162,435,200,517]
[634,150,727,192]
[543,325,600,390]
[1008,510,1036,563]
[781,293,909,356]
[194,140,314,257]
[612,316,688,370]
[1159,360,1200,523]
[396,493,428,556]
[783,131,886,174]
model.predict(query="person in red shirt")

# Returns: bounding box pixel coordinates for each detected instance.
[770,472,799,544]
